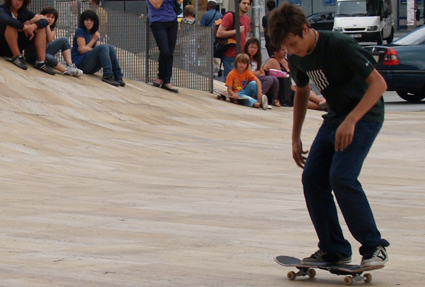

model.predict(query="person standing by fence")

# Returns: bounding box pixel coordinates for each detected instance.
[148,0,180,93]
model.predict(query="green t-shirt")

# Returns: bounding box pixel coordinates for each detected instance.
[289,31,385,127]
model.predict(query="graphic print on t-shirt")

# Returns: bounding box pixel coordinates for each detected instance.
[233,77,247,92]
[306,69,329,92]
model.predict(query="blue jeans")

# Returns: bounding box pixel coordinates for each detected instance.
[237,81,259,107]
[76,44,122,78]
[222,56,235,82]
[23,37,71,67]
[302,121,389,257]
[45,37,71,67]
[150,19,178,84]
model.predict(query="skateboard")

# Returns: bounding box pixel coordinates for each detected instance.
[275,256,384,285]
[214,89,250,104]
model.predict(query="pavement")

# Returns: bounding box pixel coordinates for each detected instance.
[0,56,424,287]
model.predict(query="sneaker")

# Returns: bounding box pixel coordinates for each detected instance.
[114,76,125,87]
[261,94,268,110]
[267,105,273,110]
[302,250,352,266]
[361,246,388,267]
[102,76,120,86]
[6,55,27,70]
[34,61,55,75]
[63,64,83,77]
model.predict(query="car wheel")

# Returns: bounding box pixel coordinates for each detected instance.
[396,91,425,102]
[377,31,383,45]
[386,28,394,44]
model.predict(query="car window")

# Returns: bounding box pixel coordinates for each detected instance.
[394,27,425,45]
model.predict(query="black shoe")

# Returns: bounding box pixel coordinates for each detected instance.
[102,76,120,86]
[34,61,55,75]
[161,83,178,93]
[302,250,352,266]
[114,76,125,87]
[152,82,161,87]
[6,55,27,70]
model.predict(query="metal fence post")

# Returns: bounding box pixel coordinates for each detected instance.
[145,16,150,84]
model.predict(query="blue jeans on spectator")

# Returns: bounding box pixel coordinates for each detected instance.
[76,44,122,78]
[222,56,235,82]
[237,81,259,107]
[302,121,389,257]
[150,19,178,84]
[45,37,71,67]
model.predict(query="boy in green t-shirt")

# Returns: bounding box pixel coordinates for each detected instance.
[268,3,389,267]
[225,53,268,110]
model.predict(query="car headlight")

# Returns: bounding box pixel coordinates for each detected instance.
[367,26,378,31]
[333,27,342,32]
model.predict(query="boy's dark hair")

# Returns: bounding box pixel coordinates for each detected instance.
[4,0,31,9]
[233,53,250,70]
[40,6,58,29]
[268,2,309,48]
[243,38,262,68]
[239,0,251,4]
[266,0,275,11]
[79,10,99,34]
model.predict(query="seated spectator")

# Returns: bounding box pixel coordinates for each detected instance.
[225,53,268,110]
[71,10,124,86]
[0,0,55,74]
[244,38,280,106]
[24,6,82,77]
[264,44,327,110]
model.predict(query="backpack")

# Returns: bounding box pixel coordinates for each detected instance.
[213,11,236,59]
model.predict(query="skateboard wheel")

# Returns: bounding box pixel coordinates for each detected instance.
[287,271,296,281]
[343,276,353,285]
[364,273,372,283]
[308,268,316,278]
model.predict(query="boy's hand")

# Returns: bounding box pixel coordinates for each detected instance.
[292,139,308,168]
[23,24,36,40]
[335,118,356,151]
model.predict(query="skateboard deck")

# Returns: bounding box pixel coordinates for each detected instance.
[275,256,384,285]
[214,89,250,104]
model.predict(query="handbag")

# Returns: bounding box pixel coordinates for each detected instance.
[173,0,182,15]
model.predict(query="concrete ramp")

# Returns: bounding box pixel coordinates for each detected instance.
[0,59,424,286]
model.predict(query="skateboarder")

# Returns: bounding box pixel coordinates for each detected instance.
[268,3,389,267]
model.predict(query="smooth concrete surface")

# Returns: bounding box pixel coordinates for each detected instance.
[0,59,424,287]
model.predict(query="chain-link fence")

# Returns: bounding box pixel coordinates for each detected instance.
[29,0,214,92]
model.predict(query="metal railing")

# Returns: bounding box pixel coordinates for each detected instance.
[29,0,214,92]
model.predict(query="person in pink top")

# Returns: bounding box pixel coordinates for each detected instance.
[216,0,251,81]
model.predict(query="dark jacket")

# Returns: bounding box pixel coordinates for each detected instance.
[0,4,48,34]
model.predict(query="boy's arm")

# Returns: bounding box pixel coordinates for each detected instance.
[335,69,387,151]
[292,84,311,168]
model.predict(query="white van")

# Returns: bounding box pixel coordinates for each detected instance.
[333,0,394,44]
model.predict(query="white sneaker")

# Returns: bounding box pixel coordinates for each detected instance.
[261,95,268,110]
[63,64,83,77]
[267,105,273,110]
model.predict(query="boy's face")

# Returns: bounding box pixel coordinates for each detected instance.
[283,25,310,57]
[236,61,248,71]
[10,0,23,10]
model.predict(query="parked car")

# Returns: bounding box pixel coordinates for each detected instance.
[365,26,425,102]
[307,12,335,31]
